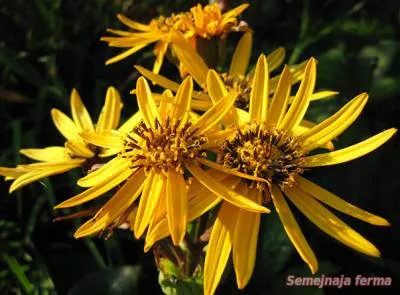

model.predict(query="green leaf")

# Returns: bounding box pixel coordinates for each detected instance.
[68,266,141,295]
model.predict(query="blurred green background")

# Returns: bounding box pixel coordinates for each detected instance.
[0,0,399,294]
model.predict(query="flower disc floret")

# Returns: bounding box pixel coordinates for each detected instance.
[121,118,208,173]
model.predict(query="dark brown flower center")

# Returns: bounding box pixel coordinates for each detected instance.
[222,123,304,189]
[121,118,207,173]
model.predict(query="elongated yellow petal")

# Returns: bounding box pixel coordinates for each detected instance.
[134,170,165,239]
[136,77,161,129]
[297,176,390,226]
[207,70,228,103]
[285,186,381,257]
[70,89,94,132]
[171,76,193,127]
[300,93,368,151]
[187,92,236,135]
[204,202,236,295]
[303,128,397,167]
[77,157,130,187]
[166,170,187,245]
[96,87,123,132]
[80,130,125,149]
[222,3,249,19]
[152,41,169,74]
[0,167,30,179]
[186,164,269,213]
[134,65,210,101]
[55,168,132,208]
[65,140,95,158]
[135,65,181,92]
[266,47,286,72]
[232,185,262,289]
[20,147,69,162]
[249,54,269,122]
[229,33,252,76]
[171,31,209,87]
[74,168,146,238]
[51,108,80,142]
[308,90,339,102]
[105,43,150,65]
[270,184,318,274]
[116,14,152,31]
[156,90,173,118]
[118,111,142,133]
[265,65,291,127]
[198,158,270,185]
[146,189,166,243]
[16,159,84,169]
[279,58,316,131]
[144,176,239,251]
[9,161,84,193]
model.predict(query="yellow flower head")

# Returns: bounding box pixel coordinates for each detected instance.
[101,3,249,74]
[56,76,269,246]
[0,87,129,193]
[135,31,338,114]
[141,56,396,295]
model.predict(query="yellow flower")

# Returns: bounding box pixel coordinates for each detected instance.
[136,31,337,114]
[101,3,249,74]
[55,76,269,245]
[0,87,135,193]
[143,56,396,295]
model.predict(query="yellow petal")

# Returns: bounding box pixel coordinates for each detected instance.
[303,128,397,167]
[51,108,80,142]
[134,170,165,239]
[55,167,132,208]
[171,76,193,126]
[116,14,152,31]
[166,170,187,245]
[266,47,286,72]
[279,58,316,131]
[136,77,161,129]
[300,93,368,151]
[171,31,209,87]
[9,161,84,193]
[206,70,228,103]
[249,54,269,122]
[105,43,150,65]
[198,158,270,185]
[152,41,169,74]
[265,65,291,128]
[204,202,236,295]
[96,87,123,132]
[229,33,252,76]
[77,157,130,187]
[285,186,381,257]
[74,168,146,238]
[0,167,30,179]
[20,147,69,162]
[65,140,95,158]
[270,184,318,274]
[309,90,339,102]
[118,111,142,133]
[232,185,261,289]
[297,176,390,226]
[70,89,94,132]
[80,130,125,149]
[135,65,181,92]
[186,164,269,213]
[188,91,236,135]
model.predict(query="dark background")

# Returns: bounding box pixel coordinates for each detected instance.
[0,0,399,294]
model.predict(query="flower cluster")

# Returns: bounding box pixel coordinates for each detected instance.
[0,3,397,295]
